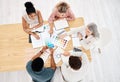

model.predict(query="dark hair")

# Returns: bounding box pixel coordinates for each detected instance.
[31,57,44,72]
[69,56,82,70]
[24,2,36,15]
[57,2,69,13]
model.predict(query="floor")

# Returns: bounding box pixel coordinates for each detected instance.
[0,0,120,82]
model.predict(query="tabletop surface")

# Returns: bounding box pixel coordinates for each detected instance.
[0,17,91,72]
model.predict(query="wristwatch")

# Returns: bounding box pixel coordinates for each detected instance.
[40,51,43,54]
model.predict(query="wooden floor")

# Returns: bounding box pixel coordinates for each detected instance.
[0,0,120,82]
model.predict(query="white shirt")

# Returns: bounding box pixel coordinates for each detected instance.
[22,10,39,28]
[61,51,89,82]
[66,26,98,50]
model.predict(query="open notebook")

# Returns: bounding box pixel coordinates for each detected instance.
[54,18,69,30]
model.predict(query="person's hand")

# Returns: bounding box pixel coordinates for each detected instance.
[26,28,33,32]
[63,51,70,56]
[59,34,67,39]
[49,48,54,56]
[33,33,40,40]
[41,46,48,52]
[49,29,53,35]
[77,32,83,40]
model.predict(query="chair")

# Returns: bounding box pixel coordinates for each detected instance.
[96,27,112,54]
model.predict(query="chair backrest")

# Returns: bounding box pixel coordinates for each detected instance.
[96,28,112,48]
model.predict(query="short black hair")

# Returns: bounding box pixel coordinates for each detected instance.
[69,56,82,70]
[24,2,36,15]
[31,57,44,72]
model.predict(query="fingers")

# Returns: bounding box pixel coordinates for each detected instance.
[59,34,66,39]
[33,33,40,40]
[42,46,48,51]
[49,29,53,34]
[49,48,54,55]
[63,51,70,56]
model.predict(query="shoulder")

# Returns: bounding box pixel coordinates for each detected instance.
[22,10,27,16]
[43,68,55,75]
[26,60,33,73]
[45,67,55,72]
[26,60,32,67]
[67,8,73,13]
[52,8,58,13]
[81,53,89,65]
[36,10,41,15]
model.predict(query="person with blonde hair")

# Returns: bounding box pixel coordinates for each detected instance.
[48,1,75,34]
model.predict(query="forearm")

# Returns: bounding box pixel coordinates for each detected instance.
[49,23,54,30]
[66,9,75,21]
[66,16,75,21]
[32,22,43,29]
[32,46,48,60]
[32,50,43,61]
[23,28,36,36]
[51,54,56,70]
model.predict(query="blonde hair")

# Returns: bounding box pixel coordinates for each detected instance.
[56,2,70,13]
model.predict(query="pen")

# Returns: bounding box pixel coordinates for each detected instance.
[57,30,65,35]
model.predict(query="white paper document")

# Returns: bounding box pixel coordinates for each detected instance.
[54,18,69,30]
[31,24,51,48]
[40,49,50,63]
[72,37,80,47]
[32,25,44,32]
[31,33,45,48]
[53,47,64,64]
[31,32,50,48]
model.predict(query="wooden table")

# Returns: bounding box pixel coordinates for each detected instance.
[0,17,91,72]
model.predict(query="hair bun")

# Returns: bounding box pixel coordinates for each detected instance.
[25,2,34,9]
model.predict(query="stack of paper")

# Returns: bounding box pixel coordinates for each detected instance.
[54,18,69,30]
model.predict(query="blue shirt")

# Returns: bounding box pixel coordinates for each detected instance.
[26,60,55,82]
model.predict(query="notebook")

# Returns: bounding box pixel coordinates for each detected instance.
[31,33,45,48]
[54,18,69,30]
[31,31,50,48]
